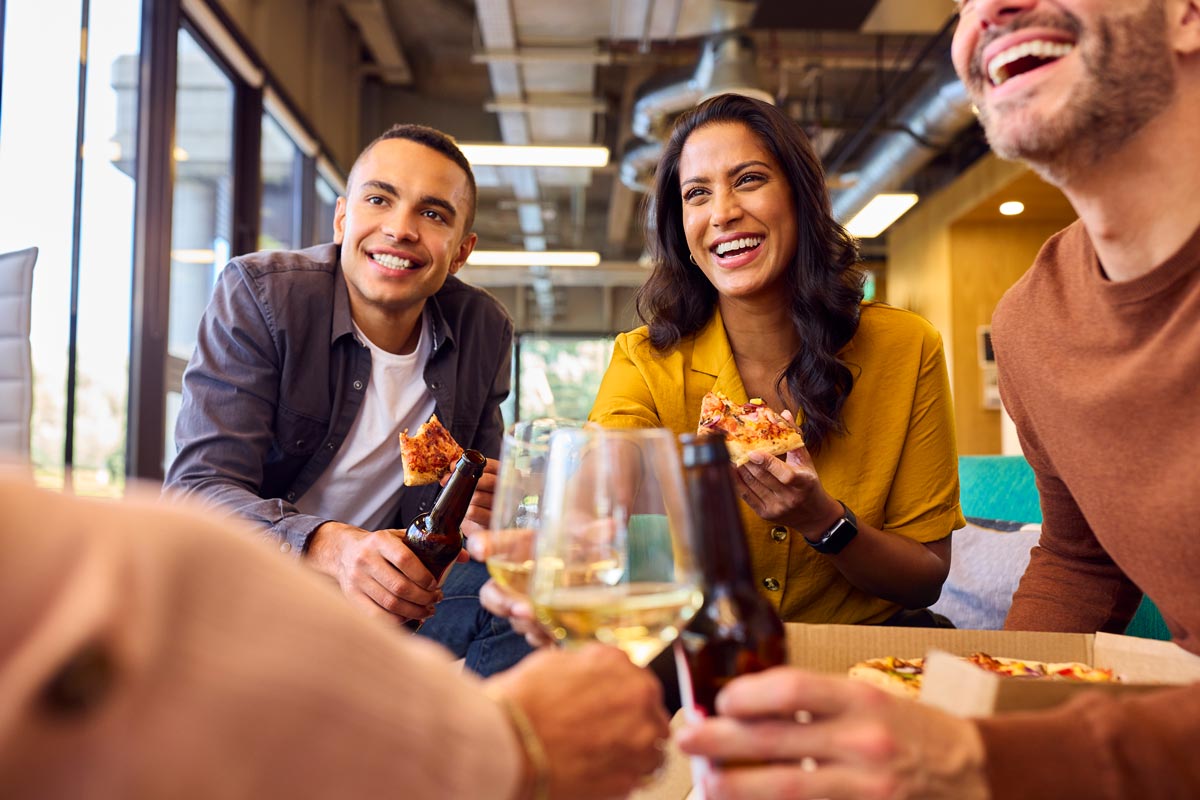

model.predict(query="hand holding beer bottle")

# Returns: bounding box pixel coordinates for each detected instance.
[402,449,487,631]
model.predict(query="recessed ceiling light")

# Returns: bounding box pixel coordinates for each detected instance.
[999,201,1025,216]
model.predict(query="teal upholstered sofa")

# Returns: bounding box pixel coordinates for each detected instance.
[930,455,1169,640]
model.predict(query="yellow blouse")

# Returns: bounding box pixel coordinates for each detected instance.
[589,303,965,624]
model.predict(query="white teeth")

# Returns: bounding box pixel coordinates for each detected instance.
[373,252,416,270]
[987,39,1074,86]
[714,236,764,256]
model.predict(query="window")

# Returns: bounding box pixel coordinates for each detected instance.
[259,110,301,250]
[73,0,142,493]
[0,0,141,493]
[164,26,235,470]
[514,335,614,424]
[313,170,339,246]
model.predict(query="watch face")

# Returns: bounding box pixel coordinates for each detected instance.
[813,513,857,554]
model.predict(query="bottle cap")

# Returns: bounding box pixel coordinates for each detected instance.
[680,432,728,468]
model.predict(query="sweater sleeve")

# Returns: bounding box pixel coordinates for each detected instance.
[998,363,1142,634]
[976,682,1200,798]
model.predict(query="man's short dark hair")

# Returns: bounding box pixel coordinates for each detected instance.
[351,123,478,231]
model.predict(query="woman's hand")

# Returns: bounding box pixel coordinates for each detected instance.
[733,452,843,542]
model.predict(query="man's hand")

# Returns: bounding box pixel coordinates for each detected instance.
[676,667,989,800]
[458,456,499,536]
[306,520,447,625]
[479,578,555,647]
[466,529,555,648]
[488,644,671,800]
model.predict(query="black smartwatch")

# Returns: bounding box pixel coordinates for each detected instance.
[808,501,858,554]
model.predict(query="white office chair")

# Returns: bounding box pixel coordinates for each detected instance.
[0,246,37,458]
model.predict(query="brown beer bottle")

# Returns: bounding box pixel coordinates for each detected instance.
[679,433,785,716]
[402,449,487,631]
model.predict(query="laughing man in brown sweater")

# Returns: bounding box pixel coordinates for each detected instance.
[676,0,1200,797]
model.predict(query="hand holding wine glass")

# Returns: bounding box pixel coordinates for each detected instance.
[470,418,581,646]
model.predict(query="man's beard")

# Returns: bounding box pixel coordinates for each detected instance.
[968,1,1176,183]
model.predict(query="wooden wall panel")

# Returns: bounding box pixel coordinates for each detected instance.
[948,221,1070,454]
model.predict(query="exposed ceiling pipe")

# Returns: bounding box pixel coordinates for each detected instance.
[622,31,771,192]
[830,62,974,224]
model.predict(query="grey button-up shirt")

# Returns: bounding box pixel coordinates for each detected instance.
[164,243,513,556]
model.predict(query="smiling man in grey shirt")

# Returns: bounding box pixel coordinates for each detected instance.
[165,124,529,676]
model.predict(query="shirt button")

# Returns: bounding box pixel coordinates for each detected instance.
[352,380,364,391]
[286,491,296,502]
[295,439,305,448]
[41,643,114,715]
[431,381,442,390]
[762,577,781,592]
[326,441,335,450]
[770,526,788,542]
[280,541,292,554]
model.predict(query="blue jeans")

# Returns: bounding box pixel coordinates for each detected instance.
[415,559,533,677]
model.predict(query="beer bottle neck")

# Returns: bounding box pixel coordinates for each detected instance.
[688,461,756,588]
[429,450,486,529]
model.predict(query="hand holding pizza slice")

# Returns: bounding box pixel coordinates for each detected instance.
[399,414,465,486]
[697,390,806,466]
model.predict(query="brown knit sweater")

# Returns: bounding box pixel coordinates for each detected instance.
[975,219,1200,798]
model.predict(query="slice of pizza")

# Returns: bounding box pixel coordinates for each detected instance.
[696,390,806,466]
[399,414,464,487]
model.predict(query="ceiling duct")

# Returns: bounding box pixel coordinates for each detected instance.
[622,32,773,192]
[830,62,974,223]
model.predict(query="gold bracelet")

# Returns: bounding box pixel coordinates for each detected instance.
[485,688,551,800]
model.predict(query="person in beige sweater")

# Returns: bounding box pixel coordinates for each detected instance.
[0,473,669,799]
[675,0,1200,797]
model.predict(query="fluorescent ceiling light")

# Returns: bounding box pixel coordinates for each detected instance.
[171,248,216,264]
[467,250,601,267]
[845,193,919,238]
[459,143,609,168]
[999,201,1025,216]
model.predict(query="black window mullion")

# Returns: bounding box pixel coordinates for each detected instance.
[298,152,315,247]
[127,0,180,481]
[63,0,91,474]
[231,83,262,258]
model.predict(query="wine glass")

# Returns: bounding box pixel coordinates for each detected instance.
[531,426,703,667]
[484,418,583,597]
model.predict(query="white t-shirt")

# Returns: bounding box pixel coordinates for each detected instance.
[294,315,438,531]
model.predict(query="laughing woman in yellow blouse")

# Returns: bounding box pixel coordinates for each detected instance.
[589,93,964,627]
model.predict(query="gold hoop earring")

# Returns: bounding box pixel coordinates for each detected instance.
[689,253,697,265]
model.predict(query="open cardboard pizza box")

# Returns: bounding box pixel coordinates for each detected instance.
[633,623,1200,800]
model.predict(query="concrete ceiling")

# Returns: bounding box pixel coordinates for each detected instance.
[352,0,979,294]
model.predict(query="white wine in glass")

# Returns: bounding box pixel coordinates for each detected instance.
[532,427,703,667]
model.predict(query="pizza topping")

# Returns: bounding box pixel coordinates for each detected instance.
[850,652,1120,695]
[696,390,805,466]
[399,414,465,487]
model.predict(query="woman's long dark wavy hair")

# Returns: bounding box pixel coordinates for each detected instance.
[636,93,865,453]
